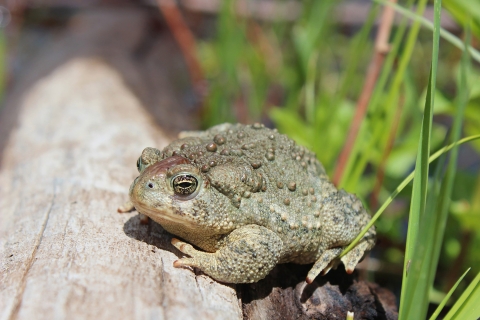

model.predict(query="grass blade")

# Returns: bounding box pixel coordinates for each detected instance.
[437,29,478,320]
[340,134,480,257]
[404,16,471,319]
[398,0,442,316]
[444,271,480,319]
[429,268,471,320]
[398,70,434,316]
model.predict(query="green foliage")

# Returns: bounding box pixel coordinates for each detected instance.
[341,134,480,258]
[444,270,480,319]
[399,0,440,316]
[430,268,470,320]
[197,0,480,317]
[443,0,480,38]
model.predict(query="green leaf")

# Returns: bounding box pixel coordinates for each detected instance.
[444,271,480,320]
[398,0,441,316]
[429,268,471,320]
[405,30,471,316]
[418,90,453,115]
[421,28,471,320]
[269,108,312,147]
[443,0,480,39]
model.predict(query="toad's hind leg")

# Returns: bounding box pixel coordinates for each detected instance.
[172,224,283,283]
[306,228,376,284]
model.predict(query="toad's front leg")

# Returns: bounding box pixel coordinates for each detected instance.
[172,225,283,283]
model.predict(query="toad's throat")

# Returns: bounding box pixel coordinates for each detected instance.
[134,202,198,229]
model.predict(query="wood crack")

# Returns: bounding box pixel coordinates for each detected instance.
[7,181,57,320]
[194,273,205,302]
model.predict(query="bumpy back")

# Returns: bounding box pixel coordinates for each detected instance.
[161,123,329,210]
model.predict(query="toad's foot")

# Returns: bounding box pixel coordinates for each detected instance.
[117,201,149,224]
[306,248,343,284]
[306,229,376,284]
[117,200,135,213]
[340,230,376,273]
[172,225,283,283]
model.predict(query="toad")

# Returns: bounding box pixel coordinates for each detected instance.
[125,123,375,283]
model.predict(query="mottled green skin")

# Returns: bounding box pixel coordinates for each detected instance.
[129,123,376,283]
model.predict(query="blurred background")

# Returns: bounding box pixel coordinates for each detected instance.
[1,0,479,315]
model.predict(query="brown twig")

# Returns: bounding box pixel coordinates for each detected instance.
[156,0,206,97]
[332,0,396,186]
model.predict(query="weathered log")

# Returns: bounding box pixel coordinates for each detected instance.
[0,57,242,320]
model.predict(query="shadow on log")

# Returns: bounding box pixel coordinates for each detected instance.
[239,265,397,320]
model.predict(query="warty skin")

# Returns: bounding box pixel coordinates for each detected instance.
[129,123,376,283]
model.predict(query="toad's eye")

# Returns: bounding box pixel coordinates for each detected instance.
[136,157,142,172]
[172,174,198,196]
[136,157,147,173]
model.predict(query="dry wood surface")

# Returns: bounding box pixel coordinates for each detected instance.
[0,58,242,320]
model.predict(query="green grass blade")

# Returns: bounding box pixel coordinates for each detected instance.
[374,0,480,63]
[444,271,480,319]
[441,30,479,320]
[398,69,434,316]
[443,0,480,37]
[425,30,471,320]
[399,0,442,315]
[409,134,448,316]
[404,15,471,319]
[339,134,480,257]
[429,268,471,320]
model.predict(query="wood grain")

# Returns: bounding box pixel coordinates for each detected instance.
[0,58,242,320]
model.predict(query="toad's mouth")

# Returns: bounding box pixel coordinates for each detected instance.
[131,196,200,230]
